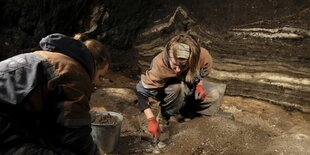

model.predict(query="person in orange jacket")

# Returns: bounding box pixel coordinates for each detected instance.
[136,33,223,139]
[0,33,109,154]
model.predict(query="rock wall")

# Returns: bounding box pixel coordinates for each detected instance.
[0,0,153,65]
[134,1,310,113]
[0,0,309,112]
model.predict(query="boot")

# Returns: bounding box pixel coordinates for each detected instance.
[174,113,185,122]
[156,110,170,132]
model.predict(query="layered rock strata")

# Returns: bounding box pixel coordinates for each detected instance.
[135,6,310,113]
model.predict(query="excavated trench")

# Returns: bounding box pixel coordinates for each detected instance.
[1,0,309,154]
[89,3,310,153]
[90,72,310,154]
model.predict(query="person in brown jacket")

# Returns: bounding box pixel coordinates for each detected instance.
[136,34,225,139]
[0,33,109,154]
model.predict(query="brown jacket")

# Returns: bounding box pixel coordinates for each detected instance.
[30,50,93,126]
[141,47,213,89]
[0,33,97,154]
[136,47,212,111]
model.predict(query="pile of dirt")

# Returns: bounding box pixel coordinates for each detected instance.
[92,113,119,125]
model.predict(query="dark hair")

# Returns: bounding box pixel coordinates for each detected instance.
[73,33,110,69]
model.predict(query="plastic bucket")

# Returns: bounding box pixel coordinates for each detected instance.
[91,111,123,154]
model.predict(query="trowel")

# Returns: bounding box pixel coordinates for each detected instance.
[152,132,166,153]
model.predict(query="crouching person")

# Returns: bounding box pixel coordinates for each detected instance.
[136,33,226,139]
[0,33,109,155]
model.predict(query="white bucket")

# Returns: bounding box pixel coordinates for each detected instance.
[91,111,123,154]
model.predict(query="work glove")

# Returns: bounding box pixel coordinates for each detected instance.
[195,81,206,101]
[147,117,160,138]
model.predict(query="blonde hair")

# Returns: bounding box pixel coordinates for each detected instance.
[166,34,201,83]
[73,33,110,69]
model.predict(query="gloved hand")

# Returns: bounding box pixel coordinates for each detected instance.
[195,81,206,101]
[147,117,160,138]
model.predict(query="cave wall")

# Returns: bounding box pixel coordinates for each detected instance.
[0,0,154,65]
[134,0,310,113]
[0,0,309,112]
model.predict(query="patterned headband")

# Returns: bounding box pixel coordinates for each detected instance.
[173,43,190,59]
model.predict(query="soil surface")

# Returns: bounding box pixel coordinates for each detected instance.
[90,71,310,155]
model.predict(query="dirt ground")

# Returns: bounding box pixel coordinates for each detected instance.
[90,71,310,155]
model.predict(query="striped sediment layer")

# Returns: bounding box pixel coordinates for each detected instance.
[135,6,310,113]
[207,36,310,113]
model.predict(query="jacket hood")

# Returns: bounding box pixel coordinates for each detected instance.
[39,33,94,78]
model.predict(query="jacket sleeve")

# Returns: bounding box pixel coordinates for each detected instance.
[191,48,213,86]
[0,53,49,106]
[140,52,175,89]
[23,81,97,155]
[36,77,97,155]
[42,60,97,154]
[136,81,159,111]
[58,77,97,155]
[200,47,213,77]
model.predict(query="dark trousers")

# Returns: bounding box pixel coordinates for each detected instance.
[0,111,97,155]
[156,78,226,117]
